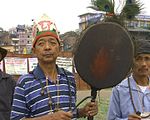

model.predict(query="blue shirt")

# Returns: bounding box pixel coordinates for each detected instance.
[11,64,76,120]
[107,75,150,120]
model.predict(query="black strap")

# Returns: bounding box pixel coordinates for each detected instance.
[128,77,137,112]
[128,77,141,116]
[62,68,72,111]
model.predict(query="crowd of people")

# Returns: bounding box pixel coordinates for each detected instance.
[0,14,150,120]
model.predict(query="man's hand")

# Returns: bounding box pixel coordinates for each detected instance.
[78,101,98,118]
[23,110,73,120]
[47,110,73,120]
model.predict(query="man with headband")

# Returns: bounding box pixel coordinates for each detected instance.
[11,14,98,120]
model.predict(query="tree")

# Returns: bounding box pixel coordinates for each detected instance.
[0,28,11,45]
[88,0,143,26]
[60,31,79,51]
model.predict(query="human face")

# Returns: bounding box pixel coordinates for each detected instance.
[32,36,60,64]
[132,54,150,77]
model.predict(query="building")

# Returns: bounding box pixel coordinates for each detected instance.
[1,45,15,53]
[9,25,32,54]
[126,15,150,41]
[78,13,150,41]
[78,12,104,32]
[11,38,19,53]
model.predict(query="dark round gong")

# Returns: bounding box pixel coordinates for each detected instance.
[74,22,134,90]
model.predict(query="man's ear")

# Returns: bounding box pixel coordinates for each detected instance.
[59,45,61,51]
[58,46,62,55]
[32,48,37,57]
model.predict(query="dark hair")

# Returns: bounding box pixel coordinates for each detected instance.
[134,40,150,57]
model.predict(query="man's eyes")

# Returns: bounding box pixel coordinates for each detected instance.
[50,41,57,45]
[135,57,150,61]
[37,41,45,45]
[145,57,150,61]
[37,41,57,45]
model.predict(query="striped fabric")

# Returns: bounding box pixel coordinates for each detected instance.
[11,64,76,120]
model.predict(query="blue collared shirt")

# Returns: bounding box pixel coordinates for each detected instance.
[107,75,150,120]
[11,64,76,120]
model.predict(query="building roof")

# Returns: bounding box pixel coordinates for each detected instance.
[128,28,150,32]
[78,12,98,17]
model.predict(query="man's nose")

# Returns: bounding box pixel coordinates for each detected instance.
[44,41,51,49]
[141,60,147,66]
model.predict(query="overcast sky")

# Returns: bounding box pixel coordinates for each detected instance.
[0,0,150,34]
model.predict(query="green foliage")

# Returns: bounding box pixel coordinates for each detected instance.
[89,0,143,26]
[77,88,112,120]
[91,0,114,13]
[121,0,143,20]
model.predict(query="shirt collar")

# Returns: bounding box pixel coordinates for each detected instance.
[129,74,150,90]
[33,64,65,80]
[129,75,138,90]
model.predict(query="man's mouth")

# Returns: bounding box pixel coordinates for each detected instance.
[43,53,53,57]
[138,68,148,72]
[43,52,53,55]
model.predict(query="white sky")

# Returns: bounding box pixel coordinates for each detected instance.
[0,0,150,34]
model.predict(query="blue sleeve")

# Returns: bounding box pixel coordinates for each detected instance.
[107,87,128,120]
[11,79,30,120]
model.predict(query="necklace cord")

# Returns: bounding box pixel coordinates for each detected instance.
[46,77,53,112]
[136,83,145,113]
[30,69,74,112]
[29,71,45,96]
[30,71,60,112]
[128,77,141,116]
[62,68,72,111]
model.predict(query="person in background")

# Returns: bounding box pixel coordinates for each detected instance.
[11,14,98,120]
[0,47,16,120]
[107,40,150,120]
